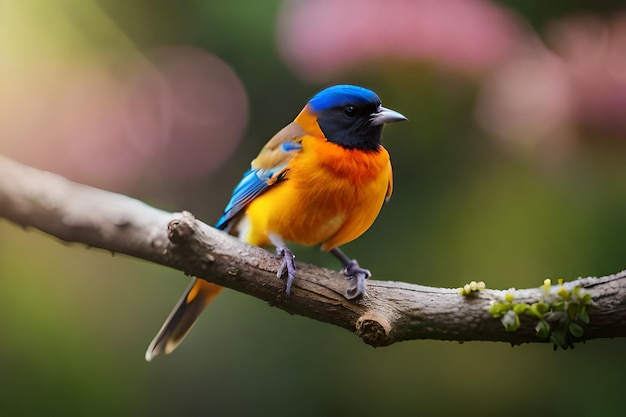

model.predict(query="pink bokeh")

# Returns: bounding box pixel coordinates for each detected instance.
[548,14,626,137]
[0,46,248,190]
[476,12,626,154]
[277,0,523,79]
[474,38,575,153]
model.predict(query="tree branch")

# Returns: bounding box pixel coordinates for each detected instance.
[1,154,625,348]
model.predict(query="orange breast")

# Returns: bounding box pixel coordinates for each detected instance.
[242,135,391,251]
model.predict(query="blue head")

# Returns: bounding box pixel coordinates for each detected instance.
[306,85,406,151]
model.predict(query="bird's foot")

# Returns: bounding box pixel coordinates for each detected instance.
[343,259,371,299]
[276,246,297,295]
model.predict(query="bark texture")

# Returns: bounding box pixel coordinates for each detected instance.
[1,155,624,347]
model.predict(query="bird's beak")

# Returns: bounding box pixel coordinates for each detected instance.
[371,106,407,125]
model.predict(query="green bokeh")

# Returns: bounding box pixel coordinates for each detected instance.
[1,1,626,416]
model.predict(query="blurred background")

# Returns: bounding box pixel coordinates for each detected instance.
[1,0,625,415]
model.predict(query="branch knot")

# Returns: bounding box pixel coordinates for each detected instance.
[168,211,197,245]
[356,312,392,347]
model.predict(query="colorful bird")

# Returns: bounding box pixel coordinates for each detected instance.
[145,84,406,360]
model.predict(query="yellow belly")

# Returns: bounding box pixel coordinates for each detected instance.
[242,136,391,251]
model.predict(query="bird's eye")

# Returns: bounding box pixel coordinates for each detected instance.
[343,105,356,117]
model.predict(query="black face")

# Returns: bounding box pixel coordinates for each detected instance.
[316,101,383,151]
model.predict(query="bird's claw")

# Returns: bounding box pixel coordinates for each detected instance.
[343,259,370,299]
[276,246,297,295]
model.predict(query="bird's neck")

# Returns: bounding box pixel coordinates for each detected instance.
[294,108,326,139]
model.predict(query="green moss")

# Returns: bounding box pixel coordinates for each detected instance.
[487,278,593,350]
[458,280,486,296]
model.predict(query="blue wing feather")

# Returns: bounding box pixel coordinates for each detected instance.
[215,140,301,231]
[280,142,302,152]
[215,169,270,230]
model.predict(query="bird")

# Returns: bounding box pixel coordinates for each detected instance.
[145,84,406,361]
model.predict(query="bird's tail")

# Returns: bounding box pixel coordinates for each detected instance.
[145,278,223,361]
